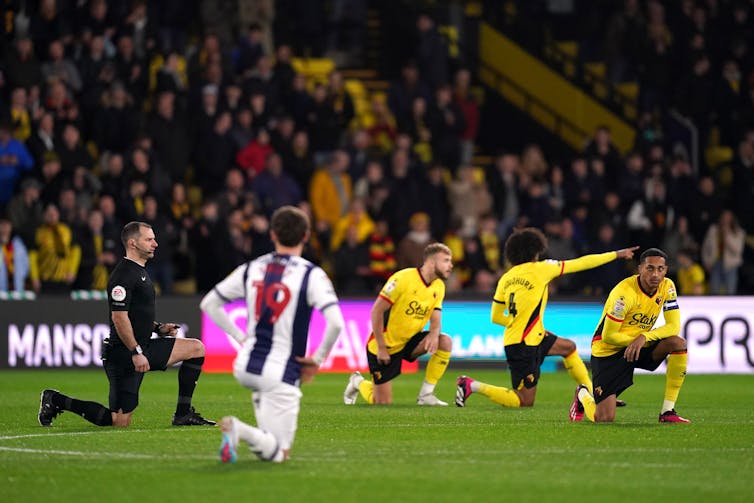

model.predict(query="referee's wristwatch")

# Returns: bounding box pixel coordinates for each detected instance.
[131,344,143,356]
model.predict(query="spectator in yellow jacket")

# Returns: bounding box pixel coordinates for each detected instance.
[30,203,81,294]
[330,198,375,251]
[309,150,352,249]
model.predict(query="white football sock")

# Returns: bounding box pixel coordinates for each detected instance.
[661,400,675,414]
[419,381,436,397]
[234,418,280,461]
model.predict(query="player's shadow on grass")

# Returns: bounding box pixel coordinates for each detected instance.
[197,460,297,473]
[590,422,673,428]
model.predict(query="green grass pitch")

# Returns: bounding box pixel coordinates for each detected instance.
[1,368,753,502]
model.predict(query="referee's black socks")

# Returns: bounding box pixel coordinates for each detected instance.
[175,357,204,416]
[52,392,113,426]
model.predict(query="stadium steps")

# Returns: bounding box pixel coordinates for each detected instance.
[545,41,579,78]
[478,23,636,154]
[543,39,639,123]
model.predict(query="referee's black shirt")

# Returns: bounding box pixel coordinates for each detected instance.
[107,258,156,347]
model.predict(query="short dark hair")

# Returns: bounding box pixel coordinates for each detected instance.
[121,221,151,248]
[639,247,667,264]
[423,242,451,261]
[271,206,309,247]
[504,227,547,265]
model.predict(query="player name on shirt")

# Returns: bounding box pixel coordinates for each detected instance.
[504,276,535,290]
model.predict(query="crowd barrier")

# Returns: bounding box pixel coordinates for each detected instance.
[1,296,753,373]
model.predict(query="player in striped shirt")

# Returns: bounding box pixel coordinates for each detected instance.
[200,206,345,463]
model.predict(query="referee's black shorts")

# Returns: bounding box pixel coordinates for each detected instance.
[102,337,176,413]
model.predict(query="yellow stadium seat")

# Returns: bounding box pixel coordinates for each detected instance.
[705,146,733,169]
[291,58,335,80]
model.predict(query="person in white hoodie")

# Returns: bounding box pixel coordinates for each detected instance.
[701,209,745,295]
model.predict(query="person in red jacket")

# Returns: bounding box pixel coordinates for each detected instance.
[235,128,274,181]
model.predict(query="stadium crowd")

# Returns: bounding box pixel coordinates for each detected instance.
[1,0,753,298]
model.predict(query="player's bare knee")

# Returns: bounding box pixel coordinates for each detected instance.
[438,333,452,351]
[192,339,206,358]
[562,338,576,354]
[595,402,616,422]
[668,335,686,352]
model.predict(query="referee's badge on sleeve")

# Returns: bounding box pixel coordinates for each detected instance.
[111,285,127,301]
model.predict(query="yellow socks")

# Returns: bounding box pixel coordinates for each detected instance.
[663,351,687,412]
[578,387,596,422]
[358,380,374,404]
[478,383,521,407]
[425,350,451,384]
[563,350,592,393]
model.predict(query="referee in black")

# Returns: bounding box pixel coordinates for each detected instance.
[38,221,215,427]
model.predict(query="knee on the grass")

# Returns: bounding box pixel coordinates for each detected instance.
[594,410,615,422]
[112,412,132,427]
[595,400,616,422]
[373,384,393,405]
[517,388,536,407]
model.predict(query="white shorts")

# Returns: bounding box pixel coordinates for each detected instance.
[233,370,302,451]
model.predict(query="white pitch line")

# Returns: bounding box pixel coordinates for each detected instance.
[0,431,100,441]
[0,430,215,460]
[0,446,173,459]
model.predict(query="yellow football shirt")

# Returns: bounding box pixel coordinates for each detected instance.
[591,275,680,357]
[367,267,445,354]
[492,252,618,347]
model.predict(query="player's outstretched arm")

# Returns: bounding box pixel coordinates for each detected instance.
[615,246,640,260]
[561,245,639,275]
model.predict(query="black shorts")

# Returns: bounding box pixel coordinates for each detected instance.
[591,341,663,404]
[102,337,176,413]
[367,331,427,385]
[504,331,558,390]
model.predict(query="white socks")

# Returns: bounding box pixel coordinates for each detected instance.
[419,381,436,397]
[234,418,283,462]
[661,399,675,414]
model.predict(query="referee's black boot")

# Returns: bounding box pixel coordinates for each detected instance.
[172,407,216,426]
[38,389,63,426]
